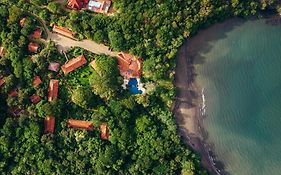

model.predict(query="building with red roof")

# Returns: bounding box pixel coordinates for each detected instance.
[33,76,42,87]
[67,0,89,10]
[9,107,22,116]
[52,25,76,39]
[0,47,5,57]
[90,60,97,70]
[67,119,94,131]
[8,89,18,97]
[30,94,41,104]
[32,28,42,39]
[61,55,87,75]
[100,123,109,140]
[28,42,40,53]
[117,52,142,79]
[48,79,59,102]
[0,78,4,88]
[44,116,55,134]
[87,0,111,14]
[48,62,60,72]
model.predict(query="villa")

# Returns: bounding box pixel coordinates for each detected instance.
[44,116,55,134]
[33,76,42,87]
[67,0,88,10]
[30,94,41,104]
[0,47,5,57]
[28,42,40,53]
[67,119,94,131]
[52,25,76,39]
[32,28,42,39]
[61,55,87,75]
[48,62,60,72]
[48,79,59,102]
[8,89,18,97]
[100,123,109,140]
[87,0,111,14]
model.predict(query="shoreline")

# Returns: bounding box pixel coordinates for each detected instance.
[173,19,247,175]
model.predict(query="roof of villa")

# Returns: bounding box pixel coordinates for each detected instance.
[48,79,59,102]
[90,60,97,70]
[8,89,18,97]
[28,42,40,53]
[100,123,109,140]
[32,28,42,39]
[30,94,41,104]
[117,52,142,79]
[52,25,75,39]
[67,0,84,10]
[61,55,87,75]
[44,116,55,134]
[48,62,60,72]
[67,119,94,131]
[33,76,42,87]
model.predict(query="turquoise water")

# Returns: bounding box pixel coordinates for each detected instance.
[194,19,281,175]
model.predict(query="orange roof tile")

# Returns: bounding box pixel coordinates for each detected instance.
[44,116,55,134]
[48,79,59,102]
[32,28,42,39]
[20,18,26,27]
[0,47,5,57]
[61,55,87,75]
[0,78,4,87]
[67,119,93,131]
[8,89,18,97]
[117,52,142,79]
[30,94,41,104]
[67,0,84,10]
[100,123,109,140]
[52,25,75,39]
[33,76,42,87]
[28,42,39,53]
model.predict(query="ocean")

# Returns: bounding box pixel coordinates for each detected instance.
[192,18,281,175]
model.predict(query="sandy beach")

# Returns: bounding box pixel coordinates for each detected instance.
[172,19,245,175]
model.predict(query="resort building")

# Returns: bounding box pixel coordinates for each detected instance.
[32,28,42,39]
[48,62,60,72]
[0,47,5,57]
[100,123,109,140]
[61,55,87,75]
[48,79,59,102]
[20,18,26,27]
[0,78,4,88]
[44,116,55,134]
[8,89,18,97]
[32,76,42,87]
[30,94,41,104]
[52,25,75,39]
[28,42,40,53]
[67,0,88,10]
[87,0,111,14]
[67,119,94,131]
[9,107,22,116]
[117,52,142,79]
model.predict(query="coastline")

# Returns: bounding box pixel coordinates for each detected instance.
[173,18,247,175]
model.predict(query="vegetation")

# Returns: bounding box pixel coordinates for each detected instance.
[0,0,280,174]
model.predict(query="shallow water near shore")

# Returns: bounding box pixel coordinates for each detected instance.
[190,18,281,175]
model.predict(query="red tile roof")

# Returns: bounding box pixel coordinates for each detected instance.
[48,62,60,72]
[44,116,55,134]
[8,89,18,97]
[20,18,26,27]
[30,94,41,104]
[52,25,75,39]
[61,55,87,75]
[87,0,111,13]
[28,42,39,53]
[100,123,109,140]
[67,119,94,131]
[9,107,22,116]
[0,47,5,57]
[33,76,42,87]
[67,0,85,10]
[32,28,42,39]
[0,78,4,87]
[48,79,59,102]
[117,52,142,79]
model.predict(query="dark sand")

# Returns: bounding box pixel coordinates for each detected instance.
[173,18,247,175]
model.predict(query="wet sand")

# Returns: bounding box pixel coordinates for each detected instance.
[173,18,247,175]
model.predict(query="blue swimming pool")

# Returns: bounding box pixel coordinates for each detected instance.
[128,78,142,94]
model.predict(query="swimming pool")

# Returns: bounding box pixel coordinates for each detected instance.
[128,78,142,94]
